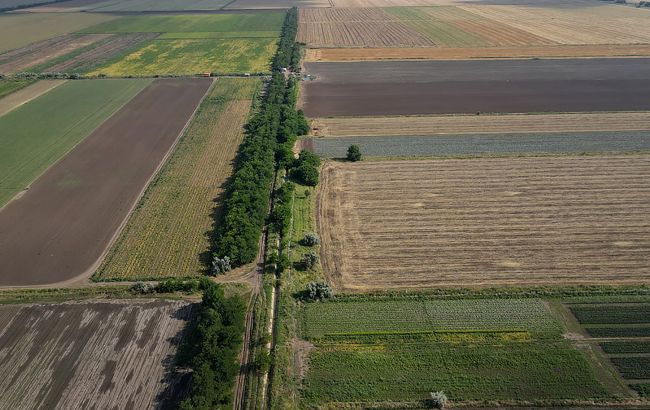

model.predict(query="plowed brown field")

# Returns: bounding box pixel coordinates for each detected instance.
[0,300,193,409]
[310,112,650,137]
[0,78,212,287]
[305,45,650,61]
[318,156,650,291]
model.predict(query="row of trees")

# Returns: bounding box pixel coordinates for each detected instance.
[176,280,246,409]
[212,7,308,270]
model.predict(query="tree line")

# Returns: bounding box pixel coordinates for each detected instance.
[212,7,309,269]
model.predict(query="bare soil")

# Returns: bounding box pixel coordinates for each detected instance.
[317,156,650,291]
[0,299,193,409]
[0,80,65,117]
[301,59,650,116]
[0,78,212,287]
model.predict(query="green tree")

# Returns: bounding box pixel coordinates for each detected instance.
[346,145,362,162]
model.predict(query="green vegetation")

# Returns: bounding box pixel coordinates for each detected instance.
[600,341,650,354]
[177,280,246,408]
[609,357,650,379]
[272,7,301,71]
[97,78,260,281]
[586,326,650,338]
[570,303,650,324]
[346,144,362,161]
[159,31,280,39]
[302,298,562,339]
[0,13,115,53]
[289,150,320,186]
[213,8,306,268]
[632,383,650,397]
[0,78,151,207]
[82,13,284,34]
[87,0,230,12]
[0,79,34,99]
[91,38,276,76]
[304,338,607,404]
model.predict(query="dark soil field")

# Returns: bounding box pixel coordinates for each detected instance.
[0,299,193,409]
[0,78,211,287]
[301,59,650,116]
[308,131,650,158]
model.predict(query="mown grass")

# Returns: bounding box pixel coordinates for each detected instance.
[0,78,151,207]
[0,79,33,99]
[90,38,276,76]
[81,13,285,34]
[96,78,260,281]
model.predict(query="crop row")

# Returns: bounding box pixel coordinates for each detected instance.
[302,298,561,339]
[609,357,650,379]
[586,326,650,338]
[600,341,650,354]
[570,303,650,324]
[303,340,606,404]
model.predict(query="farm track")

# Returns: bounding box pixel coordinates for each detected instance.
[0,34,111,74]
[0,300,193,409]
[0,78,212,287]
[305,44,650,62]
[318,156,650,291]
[44,33,158,73]
[311,112,650,137]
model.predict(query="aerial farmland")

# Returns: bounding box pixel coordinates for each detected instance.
[1,0,650,408]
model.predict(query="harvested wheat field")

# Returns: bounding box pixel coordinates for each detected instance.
[305,44,650,61]
[318,156,650,291]
[297,8,435,47]
[310,112,650,137]
[0,299,193,409]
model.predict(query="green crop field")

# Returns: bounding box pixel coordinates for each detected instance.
[600,341,650,354]
[300,297,608,406]
[304,338,607,404]
[309,132,650,159]
[0,79,33,100]
[633,384,650,397]
[586,326,650,338]
[90,38,276,76]
[302,298,561,339]
[158,31,280,39]
[570,303,650,324]
[97,78,259,280]
[0,13,115,53]
[0,79,151,207]
[610,357,650,379]
[81,13,284,34]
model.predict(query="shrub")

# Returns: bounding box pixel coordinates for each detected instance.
[155,278,202,294]
[429,391,448,409]
[212,255,232,275]
[306,281,332,300]
[301,232,320,246]
[292,162,319,186]
[130,281,154,294]
[300,252,319,270]
[347,145,362,162]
